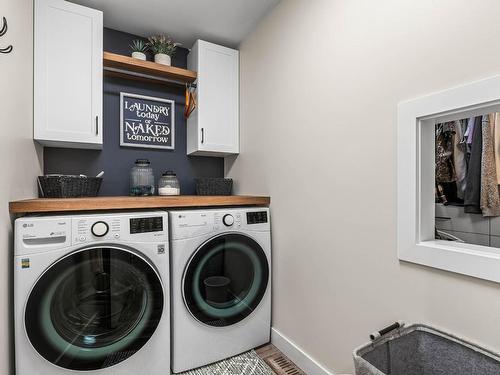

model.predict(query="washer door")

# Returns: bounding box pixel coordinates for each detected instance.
[183,233,269,327]
[25,247,164,371]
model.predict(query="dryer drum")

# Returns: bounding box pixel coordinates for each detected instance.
[183,233,269,327]
[204,276,231,304]
[24,247,164,371]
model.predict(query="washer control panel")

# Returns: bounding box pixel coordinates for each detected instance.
[130,216,163,234]
[91,221,109,237]
[15,217,70,249]
[76,217,120,243]
[72,212,167,244]
[222,214,235,226]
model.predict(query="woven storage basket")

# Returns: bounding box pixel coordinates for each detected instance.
[195,178,233,196]
[38,175,102,198]
[353,324,500,375]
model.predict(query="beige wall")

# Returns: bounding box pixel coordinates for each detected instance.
[227,0,500,372]
[0,0,42,373]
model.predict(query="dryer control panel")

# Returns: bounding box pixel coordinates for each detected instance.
[169,208,270,240]
[246,211,268,225]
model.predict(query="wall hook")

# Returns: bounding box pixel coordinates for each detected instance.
[0,16,13,54]
[0,17,7,36]
[0,45,13,54]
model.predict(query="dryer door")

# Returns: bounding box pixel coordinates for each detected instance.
[183,233,269,327]
[25,246,164,371]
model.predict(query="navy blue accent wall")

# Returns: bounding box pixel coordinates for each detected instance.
[43,28,224,196]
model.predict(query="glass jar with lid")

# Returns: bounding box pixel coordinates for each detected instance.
[158,171,180,196]
[130,159,155,196]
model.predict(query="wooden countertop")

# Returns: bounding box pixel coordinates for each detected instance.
[9,195,270,214]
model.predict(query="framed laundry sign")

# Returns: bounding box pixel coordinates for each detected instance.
[120,93,175,150]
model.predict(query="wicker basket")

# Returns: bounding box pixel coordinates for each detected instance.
[195,178,233,196]
[38,175,102,198]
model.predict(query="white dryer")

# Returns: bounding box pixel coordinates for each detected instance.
[169,208,271,373]
[14,211,170,375]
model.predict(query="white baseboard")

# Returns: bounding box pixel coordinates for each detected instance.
[271,327,335,375]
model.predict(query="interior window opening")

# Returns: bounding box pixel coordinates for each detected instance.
[434,112,500,248]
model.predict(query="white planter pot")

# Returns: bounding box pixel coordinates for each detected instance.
[154,53,171,66]
[131,52,146,61]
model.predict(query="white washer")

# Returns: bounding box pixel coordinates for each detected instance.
[169,208,271,373]
[14,211,170,375]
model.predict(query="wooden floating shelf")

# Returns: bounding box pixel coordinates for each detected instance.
[9,195,270,214]
[103,51,197,86]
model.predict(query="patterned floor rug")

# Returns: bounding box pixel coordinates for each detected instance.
[179,350,275,375]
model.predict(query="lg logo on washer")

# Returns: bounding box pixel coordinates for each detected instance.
[22,221,66,227]
[20,220,68,240]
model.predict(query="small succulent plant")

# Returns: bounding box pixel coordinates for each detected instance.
[147,35,180,56]
[130,39,148,53]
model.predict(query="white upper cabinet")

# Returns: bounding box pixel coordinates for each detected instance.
[187,40,239,156]
[34,0,103,149]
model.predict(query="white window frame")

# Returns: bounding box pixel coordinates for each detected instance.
[398,75,500,283]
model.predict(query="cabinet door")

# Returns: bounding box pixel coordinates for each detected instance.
[34,0,103,149]
[188,41,239,156]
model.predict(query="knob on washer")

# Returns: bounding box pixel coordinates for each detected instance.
[222,214,234,226]
[91,221,109,237]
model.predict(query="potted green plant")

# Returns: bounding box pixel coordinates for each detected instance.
[147,35,179,66]
[130,39,148,61]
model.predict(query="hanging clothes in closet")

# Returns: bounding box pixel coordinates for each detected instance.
[436,114,500,217]
[454,119,468,199]
[464,117,482,214]
[435,122,456,183]
[494,113,500,184]
[480,114,500,216]
[435,122,457,204]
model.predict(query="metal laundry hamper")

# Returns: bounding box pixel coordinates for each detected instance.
[353,322,500,375]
